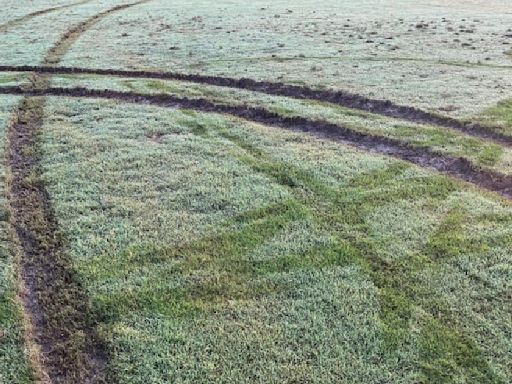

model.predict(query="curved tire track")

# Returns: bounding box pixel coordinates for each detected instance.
[6,1,150,383]
[2,85,510,200]
[0,64,509,146]
[0,0,93,33]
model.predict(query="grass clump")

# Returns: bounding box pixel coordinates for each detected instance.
[477,99,512,137]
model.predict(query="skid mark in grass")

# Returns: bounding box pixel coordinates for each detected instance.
[82,200,303,279]
[216,127,504,383]
[137,79,510,172]
[184,238,356,305]
[84,200,305,315]
[147,199,309,274]
[8,94,111,383]
[419,317,502,384]
[0,0,93,33]
[1,86,511,199]
[6,2,153,383]
[43,1,152,66]
[424,207,488,261]
[0,65,508,144]
[87,196,357,323]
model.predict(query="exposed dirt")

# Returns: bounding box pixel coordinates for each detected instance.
[5,1,151,383]
[0,0,93,33]
[8,87,108,384]
[2,2,510,382]
[2,85,510,200]
[0,64,509,146]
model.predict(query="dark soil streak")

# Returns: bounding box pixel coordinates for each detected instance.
[8,94,107,384]
[0,64,509,146]
[0,0,93,33]
[5,1,150,383]
[2,85,510,200]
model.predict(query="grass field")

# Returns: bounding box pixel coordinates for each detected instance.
[0,1,511,383]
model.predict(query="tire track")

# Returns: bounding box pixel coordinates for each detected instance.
[2,85,510,200]
[5,1,150,383]
[0,0,93,33]
[0,64,509,146]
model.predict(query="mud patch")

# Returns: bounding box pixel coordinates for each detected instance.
[0,65,509,146]
[2,85,510,200]
[7,93,108,383]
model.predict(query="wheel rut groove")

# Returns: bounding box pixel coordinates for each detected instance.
[2,2,510,382]
[0,64,509,146]
[5,1,150,383]
[2,85,510,200]
[0,0,93,33]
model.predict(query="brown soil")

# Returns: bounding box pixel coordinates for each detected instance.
[0,65,509,146]
[8,85,108,384]
[2,85,510,200]
[1,2,510,381]
[5,1,151,383]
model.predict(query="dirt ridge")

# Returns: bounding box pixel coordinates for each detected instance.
[5,1,151,383]
[0,64,509,146]
[2,85,510,200]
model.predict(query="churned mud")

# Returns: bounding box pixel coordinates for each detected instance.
[2,85,510,200]
[1,2,510,382]
[0,64,509,146]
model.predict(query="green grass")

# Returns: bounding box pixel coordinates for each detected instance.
[476,98,512,137]
[51,74,512,174]
[57,0,512,116]
[1,1,512,382]
[36,97,512,383]
[0,73,25,86]
[216,124,510,383]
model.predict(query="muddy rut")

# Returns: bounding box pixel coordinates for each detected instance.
[0,64,509,146]
[0,0,93,33]
[2,1,510,382]
[6,1,150,383]
[2,85,511,200]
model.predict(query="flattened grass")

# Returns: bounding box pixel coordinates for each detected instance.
[50,74,512,174]
[217,119,512,383]
[39,97,512,383]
